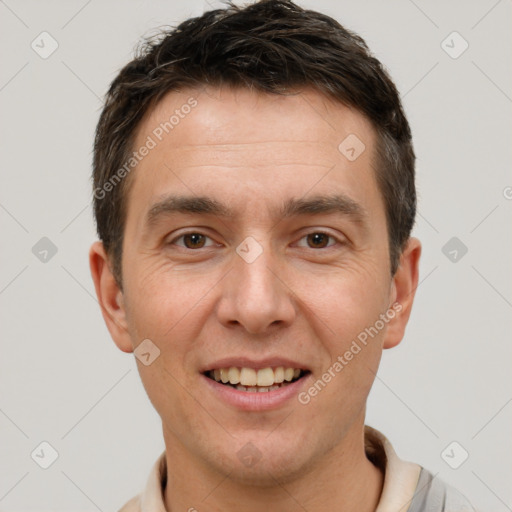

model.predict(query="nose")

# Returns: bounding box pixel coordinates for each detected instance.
[216,240,296,335]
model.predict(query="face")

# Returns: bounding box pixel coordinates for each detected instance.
[90,86,420,485]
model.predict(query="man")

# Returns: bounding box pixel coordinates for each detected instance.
[89,1,476,510]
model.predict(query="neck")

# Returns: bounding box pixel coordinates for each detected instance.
[162,420,384,512]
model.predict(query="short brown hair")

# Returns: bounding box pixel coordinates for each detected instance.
[92,0,416,287]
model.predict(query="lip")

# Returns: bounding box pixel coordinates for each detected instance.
[200,357,310,372]
[201,371,312,411]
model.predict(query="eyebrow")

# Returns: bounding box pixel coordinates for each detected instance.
[145,193,367,229]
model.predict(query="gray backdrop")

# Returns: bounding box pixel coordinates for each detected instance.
[0,0,511,510]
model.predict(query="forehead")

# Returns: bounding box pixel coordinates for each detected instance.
[126,86,382,227]
[136,86,375,150]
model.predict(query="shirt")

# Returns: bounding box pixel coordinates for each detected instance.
[118,425,477,512]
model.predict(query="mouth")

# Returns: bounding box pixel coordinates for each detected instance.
[204,366,310,393]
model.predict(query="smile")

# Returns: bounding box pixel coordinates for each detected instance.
[205,366,307,392]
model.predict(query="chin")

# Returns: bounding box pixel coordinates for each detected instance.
[210,432,316,487]
[230,454,309,488]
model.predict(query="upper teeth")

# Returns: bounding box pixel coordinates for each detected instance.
[211,367,301,386]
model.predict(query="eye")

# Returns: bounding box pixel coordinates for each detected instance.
[296,231,339,249]
[170,232,216,249]
[168,230,342,251]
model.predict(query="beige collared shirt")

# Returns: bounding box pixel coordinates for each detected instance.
[118,425,475,512]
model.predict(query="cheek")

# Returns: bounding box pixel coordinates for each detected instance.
[308,267,389,392]
[124,262,202,335]
[309,275,387,405]
[123,272,207,418]
[315,264,391,337]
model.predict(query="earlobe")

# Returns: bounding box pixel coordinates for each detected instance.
[89,241,134,353]
[382,237,422,350]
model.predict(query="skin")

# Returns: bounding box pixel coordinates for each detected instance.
[90,86,421,512]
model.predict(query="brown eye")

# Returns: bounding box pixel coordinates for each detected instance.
[305,232,334,249]
[182,233,206,249]
[171,232,215,249]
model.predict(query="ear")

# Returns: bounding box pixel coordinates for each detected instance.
[89,241,133,353]
[382,237,422,349]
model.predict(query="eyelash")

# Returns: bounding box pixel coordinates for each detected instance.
[169,230,342,251]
